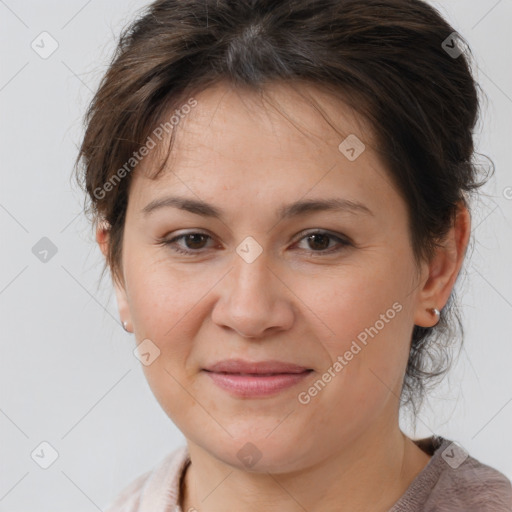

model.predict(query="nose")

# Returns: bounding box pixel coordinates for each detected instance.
[211,251,295,338]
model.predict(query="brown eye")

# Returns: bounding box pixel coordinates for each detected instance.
[182,233,209,250]
[295,230,351,254]
[160,232,214,255]
[306,233,331,251]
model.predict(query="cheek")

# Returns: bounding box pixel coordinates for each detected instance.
[125,264,206,428]
[300,257,415,397]
[125,249,209,340]
[307,258,411,336]
[122,249,228,408]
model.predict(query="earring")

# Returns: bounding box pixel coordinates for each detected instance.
[122,320,131,333]
[430,308,441,326]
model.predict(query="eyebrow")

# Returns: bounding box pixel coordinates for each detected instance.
[141,195,374,219]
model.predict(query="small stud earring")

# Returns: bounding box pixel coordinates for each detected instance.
[430,308,441,325]
[122,321,130,332]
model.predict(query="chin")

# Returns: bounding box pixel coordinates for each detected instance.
[200,433,315,474]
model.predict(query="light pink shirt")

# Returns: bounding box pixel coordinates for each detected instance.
[104,436,512,511]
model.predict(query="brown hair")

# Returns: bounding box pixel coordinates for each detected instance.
[76,0,491,414]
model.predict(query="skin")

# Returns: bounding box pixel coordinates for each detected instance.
[97,80,471,511]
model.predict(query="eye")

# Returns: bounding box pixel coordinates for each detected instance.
[158,232,215,256]
[293,230,352,255]
[158,229,351,257]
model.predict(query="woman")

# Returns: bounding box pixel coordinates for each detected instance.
[76,0,512,510]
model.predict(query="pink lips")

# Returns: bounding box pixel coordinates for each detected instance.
[203,359,313,398]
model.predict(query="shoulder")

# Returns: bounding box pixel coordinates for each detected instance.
[104,445,189,512]
[425,438,512,511]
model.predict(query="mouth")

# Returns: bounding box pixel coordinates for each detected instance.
[202,359,314,398]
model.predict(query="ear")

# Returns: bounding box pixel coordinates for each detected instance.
[413,202,471,327]
[96,222,133,333]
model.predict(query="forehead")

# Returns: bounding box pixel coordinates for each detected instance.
[127,80,396,216]
[162,80,374,164]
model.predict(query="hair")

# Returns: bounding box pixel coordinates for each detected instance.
[75,0,491,416]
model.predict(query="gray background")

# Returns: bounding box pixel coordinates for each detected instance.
[1,0,511,510]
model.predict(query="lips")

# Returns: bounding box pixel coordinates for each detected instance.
[203,359,313,398]
[204,358,312,375]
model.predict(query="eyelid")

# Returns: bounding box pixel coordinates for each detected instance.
[293,228,352,245]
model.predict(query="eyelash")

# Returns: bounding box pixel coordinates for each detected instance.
[157,230,352,257]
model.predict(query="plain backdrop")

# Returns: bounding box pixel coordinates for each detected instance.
[0,0,511,510]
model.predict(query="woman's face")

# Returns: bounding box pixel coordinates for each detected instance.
[111,81,432,471]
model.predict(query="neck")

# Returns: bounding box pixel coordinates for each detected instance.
[179,422,431,512]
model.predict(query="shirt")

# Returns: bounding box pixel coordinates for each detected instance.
[104,436,512,511]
